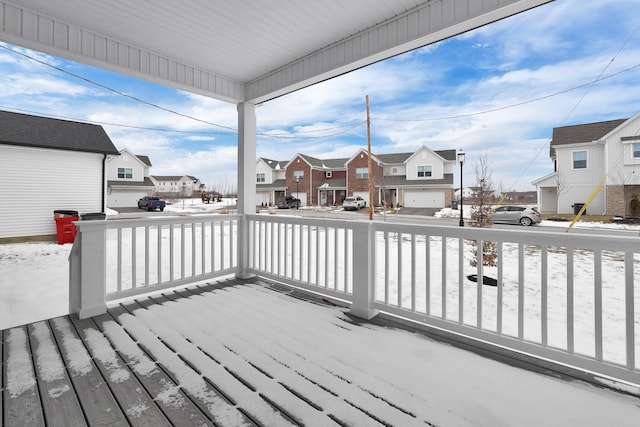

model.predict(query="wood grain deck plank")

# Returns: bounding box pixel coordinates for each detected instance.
[50,316,129,426]
[28,321,87,427]
[95,311,214,427]
[3,325,45,427]
[70,315,171,427]
[119,300,255,426]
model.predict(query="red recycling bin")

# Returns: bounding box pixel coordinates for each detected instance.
[54,210,79,244]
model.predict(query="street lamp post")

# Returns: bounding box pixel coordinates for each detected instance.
[295,176,300,209]
[458,150,465,227]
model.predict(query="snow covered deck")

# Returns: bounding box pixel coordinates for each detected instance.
[3,276,640,426]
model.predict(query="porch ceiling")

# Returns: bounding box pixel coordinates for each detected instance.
[1,0,553,104]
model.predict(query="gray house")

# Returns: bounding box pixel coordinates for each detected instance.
[0,110,119,241]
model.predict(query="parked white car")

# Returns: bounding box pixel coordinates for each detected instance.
[343,196,366,211]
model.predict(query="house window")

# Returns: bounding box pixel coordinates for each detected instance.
[633,143,640,158]
[356,167,368,179]
[118,167,133,179]
[391,167,398,175]
[572,150,587,169]
[293,170,304,180]
[256,173,265,183]
[417,165,432,177]
[326,171,332,178]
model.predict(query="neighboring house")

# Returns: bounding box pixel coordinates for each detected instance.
[263,145,456,208]
[256,157,288,205]
[0,110,119,241]
[150,175,202,197]
[106,149,156,208]
[533,114,640,215]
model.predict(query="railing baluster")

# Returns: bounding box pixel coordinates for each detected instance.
[307,224,312,284]
[324,226,329,288]
[132,226,137,289]
[192,222,196,277]
[157,225,162,283]
[334,227,339,290]
[145,225,150,286]
[518,242,525,340]
[201,222,206,274]
[567,246,574,353]
[459,237,464,325]
[220,220,224,270]
[170,224,174,280]
[315,226,320,286]
[594,249,603,361]
[497,241,503,334]
[541,245,548,345]
[397,232,402,307]
[477,239,484,329]
[442,236,447,320]
[117,228,122,293]
[411,234,416,312]
[425,234,431,316]
[180,224,185,279]
[384,231,390,304]
[625,251,635,370]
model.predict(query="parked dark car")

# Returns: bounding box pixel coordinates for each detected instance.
[277,195,301,209]
[489,205,541,226]
[138,196,166,211]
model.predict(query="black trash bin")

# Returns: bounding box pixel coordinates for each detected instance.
[451,200,458,210]
[81,212,106,220]
[573,203,586,215]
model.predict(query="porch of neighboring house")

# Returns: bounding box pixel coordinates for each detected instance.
[3,275,640,426]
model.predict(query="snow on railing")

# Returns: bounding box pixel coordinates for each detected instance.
[70,214,239,318]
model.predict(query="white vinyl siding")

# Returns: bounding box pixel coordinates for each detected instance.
[0,145,104,239]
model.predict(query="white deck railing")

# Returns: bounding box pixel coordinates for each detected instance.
[247,215,640,389]
[70,214,239,317]
[70,213,640,389]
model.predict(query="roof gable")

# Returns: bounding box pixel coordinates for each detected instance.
[404,145,454,164]
[0,110,119,155]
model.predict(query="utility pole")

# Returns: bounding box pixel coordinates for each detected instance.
[366,95,373,221]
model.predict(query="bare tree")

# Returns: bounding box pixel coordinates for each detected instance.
[469,154,497,269]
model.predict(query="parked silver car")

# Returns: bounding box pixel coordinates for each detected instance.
[489,205,541,226]
[343,196,366,211]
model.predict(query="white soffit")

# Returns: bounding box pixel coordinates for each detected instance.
[0,0,553,104]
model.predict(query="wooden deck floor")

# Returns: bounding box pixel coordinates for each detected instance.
[2,277,435,427]
[3,277,640,427]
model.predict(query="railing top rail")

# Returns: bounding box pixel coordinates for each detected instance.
[247,214,640,252]
[74,213,241,231]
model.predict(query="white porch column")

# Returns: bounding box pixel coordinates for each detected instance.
[236,102,257,279]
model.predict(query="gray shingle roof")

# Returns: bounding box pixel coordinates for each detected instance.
[151,175,200,181]
[260,158,288,169]
[0,110,119,154]
[551,119,627,147]
[107,177,156,187]
[379,173,454,186]
[257,179,287,189]
[136,155,152,166]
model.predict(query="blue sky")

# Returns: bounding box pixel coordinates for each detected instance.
[1,0,639,192]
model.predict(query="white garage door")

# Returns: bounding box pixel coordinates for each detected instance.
[404,191,445,208]
[256,191,270,205]
[295,192,307,206]
[353,191,369,206]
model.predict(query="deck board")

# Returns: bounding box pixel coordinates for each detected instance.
[3,325,45,427]
[49,316,130,426]
[94,311,214,427]
[28,321,87,427]
[69,315,171,427]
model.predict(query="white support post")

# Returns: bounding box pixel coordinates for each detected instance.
[236,102,258,280]
[349,222,378,319]
[69,220,108,319]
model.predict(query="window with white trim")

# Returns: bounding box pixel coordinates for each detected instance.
[417,165,432,177]
[326,171,332,178]
[256,173,265,183]
[572,150,587,169]
[633,143,640,158]
[356,167,368,179]
[118,167,133,179]
[293,170,304,180]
